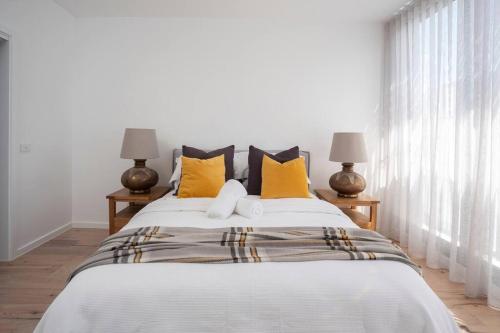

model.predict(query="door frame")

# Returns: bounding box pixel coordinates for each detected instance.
[0,25,14,261]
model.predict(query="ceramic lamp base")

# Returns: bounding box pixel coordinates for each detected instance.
[121,159,159,194]
[329,162,366,198]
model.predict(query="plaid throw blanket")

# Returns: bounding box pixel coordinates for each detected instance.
[69,226,420,281]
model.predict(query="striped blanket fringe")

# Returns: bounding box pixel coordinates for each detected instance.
[68,226,421,281]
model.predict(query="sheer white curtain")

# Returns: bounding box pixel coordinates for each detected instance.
[381,0,500,308]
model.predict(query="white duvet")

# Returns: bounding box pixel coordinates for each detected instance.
[35,196,458,333]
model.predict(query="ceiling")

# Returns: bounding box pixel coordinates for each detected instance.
[54,0,410,22]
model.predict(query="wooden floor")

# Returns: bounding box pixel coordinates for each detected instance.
[415,258,500,332]
[1,229,499,333]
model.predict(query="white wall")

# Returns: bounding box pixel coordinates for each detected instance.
[71,17,383,225]
[0,0,74,257]
[0,1,386,239]
[0,37,9,260]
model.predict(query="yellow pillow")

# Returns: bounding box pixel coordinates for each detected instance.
[261,155,309,199]
[177,155,225,198]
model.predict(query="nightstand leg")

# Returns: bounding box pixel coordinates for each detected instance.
[370,204,378,231]
[108,199,116,235]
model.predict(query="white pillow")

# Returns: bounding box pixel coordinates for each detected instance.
[169,157,182,190]
[299,156,312,185]
[234,151,249,180]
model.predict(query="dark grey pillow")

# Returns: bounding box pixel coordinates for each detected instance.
[246,146,300,195]
[182,145,235,181]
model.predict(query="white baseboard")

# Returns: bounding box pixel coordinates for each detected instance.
[9,221,108,261]
[14,222,72,259]
[72,221,108,229]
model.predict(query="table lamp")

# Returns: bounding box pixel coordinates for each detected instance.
[120,128,159,194]
[329,132,368,198]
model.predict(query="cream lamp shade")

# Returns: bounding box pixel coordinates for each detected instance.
[329,132,368,163]
[120,128,159,160]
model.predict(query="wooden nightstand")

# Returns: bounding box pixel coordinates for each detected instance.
[315,189,380,230]
[106,186,170,235]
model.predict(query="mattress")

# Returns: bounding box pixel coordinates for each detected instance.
[34,195,459,333]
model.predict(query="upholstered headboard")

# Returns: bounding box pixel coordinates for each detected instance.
[172,149,311,176]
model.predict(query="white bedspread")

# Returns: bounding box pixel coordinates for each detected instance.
[35,196,458,333]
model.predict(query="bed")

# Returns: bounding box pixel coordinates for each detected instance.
[34,150,459,333]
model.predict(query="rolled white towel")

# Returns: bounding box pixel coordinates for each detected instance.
[207,179,247,219]
[235,198,263,219]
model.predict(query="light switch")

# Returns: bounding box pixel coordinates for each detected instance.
[20,144,31,153]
